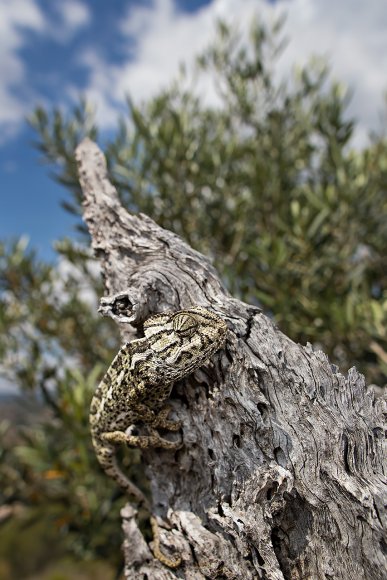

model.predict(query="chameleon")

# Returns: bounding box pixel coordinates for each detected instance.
[90,306,228,567]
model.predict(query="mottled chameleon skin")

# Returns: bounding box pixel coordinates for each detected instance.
[90,306,228,567]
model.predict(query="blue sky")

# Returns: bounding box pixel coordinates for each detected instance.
[1,0,386,262]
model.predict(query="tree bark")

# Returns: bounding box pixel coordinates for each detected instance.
[76,138,387,580]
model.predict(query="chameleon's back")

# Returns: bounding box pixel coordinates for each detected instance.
[91,306,227,434]
[91,306,227,430]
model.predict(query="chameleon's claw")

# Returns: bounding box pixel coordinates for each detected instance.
[161,419,182,432]
[153,406,182,432]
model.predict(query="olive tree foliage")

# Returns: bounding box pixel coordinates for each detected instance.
[0,18,386,570]
[30,21,387,385]
[0,239,132,568]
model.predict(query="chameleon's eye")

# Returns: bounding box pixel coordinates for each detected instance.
[172,313,198,338]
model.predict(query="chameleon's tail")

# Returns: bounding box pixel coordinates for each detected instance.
[94,440,149,507]
[94,441,181,568]
[150,515,181,568]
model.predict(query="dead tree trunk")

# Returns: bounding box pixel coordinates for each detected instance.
[76,138,386,580]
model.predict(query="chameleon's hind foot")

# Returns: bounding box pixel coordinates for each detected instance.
[153,405,182,432]
[148,428,182,450]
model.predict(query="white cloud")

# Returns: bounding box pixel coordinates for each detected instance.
[0,0,46,140]
[0,0,385,147]
[0,0,91,143]
[79,0,259,124]
[80,0,387,144]
[281,0,387,141]
[55,0,91,41]
[70,49,125,124]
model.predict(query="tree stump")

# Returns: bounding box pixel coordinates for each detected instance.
[76,138,386,580]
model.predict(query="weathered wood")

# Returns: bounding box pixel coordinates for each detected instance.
[76,138,387,580]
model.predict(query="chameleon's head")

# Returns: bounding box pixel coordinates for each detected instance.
[143,306,228,381]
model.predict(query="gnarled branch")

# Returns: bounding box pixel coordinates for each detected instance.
[76,138,386,580]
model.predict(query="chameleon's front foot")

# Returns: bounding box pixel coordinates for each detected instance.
[102,429,182,450]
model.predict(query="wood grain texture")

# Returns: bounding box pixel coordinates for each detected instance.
[76,138,387,579]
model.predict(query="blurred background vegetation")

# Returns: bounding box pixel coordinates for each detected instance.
[0,20,386,579]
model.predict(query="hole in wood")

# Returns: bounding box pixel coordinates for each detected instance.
[274,446,287,467]
[266,482,279,501]
[257,403,268,420]
[217,503,225,516]
[342,433,351,474]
